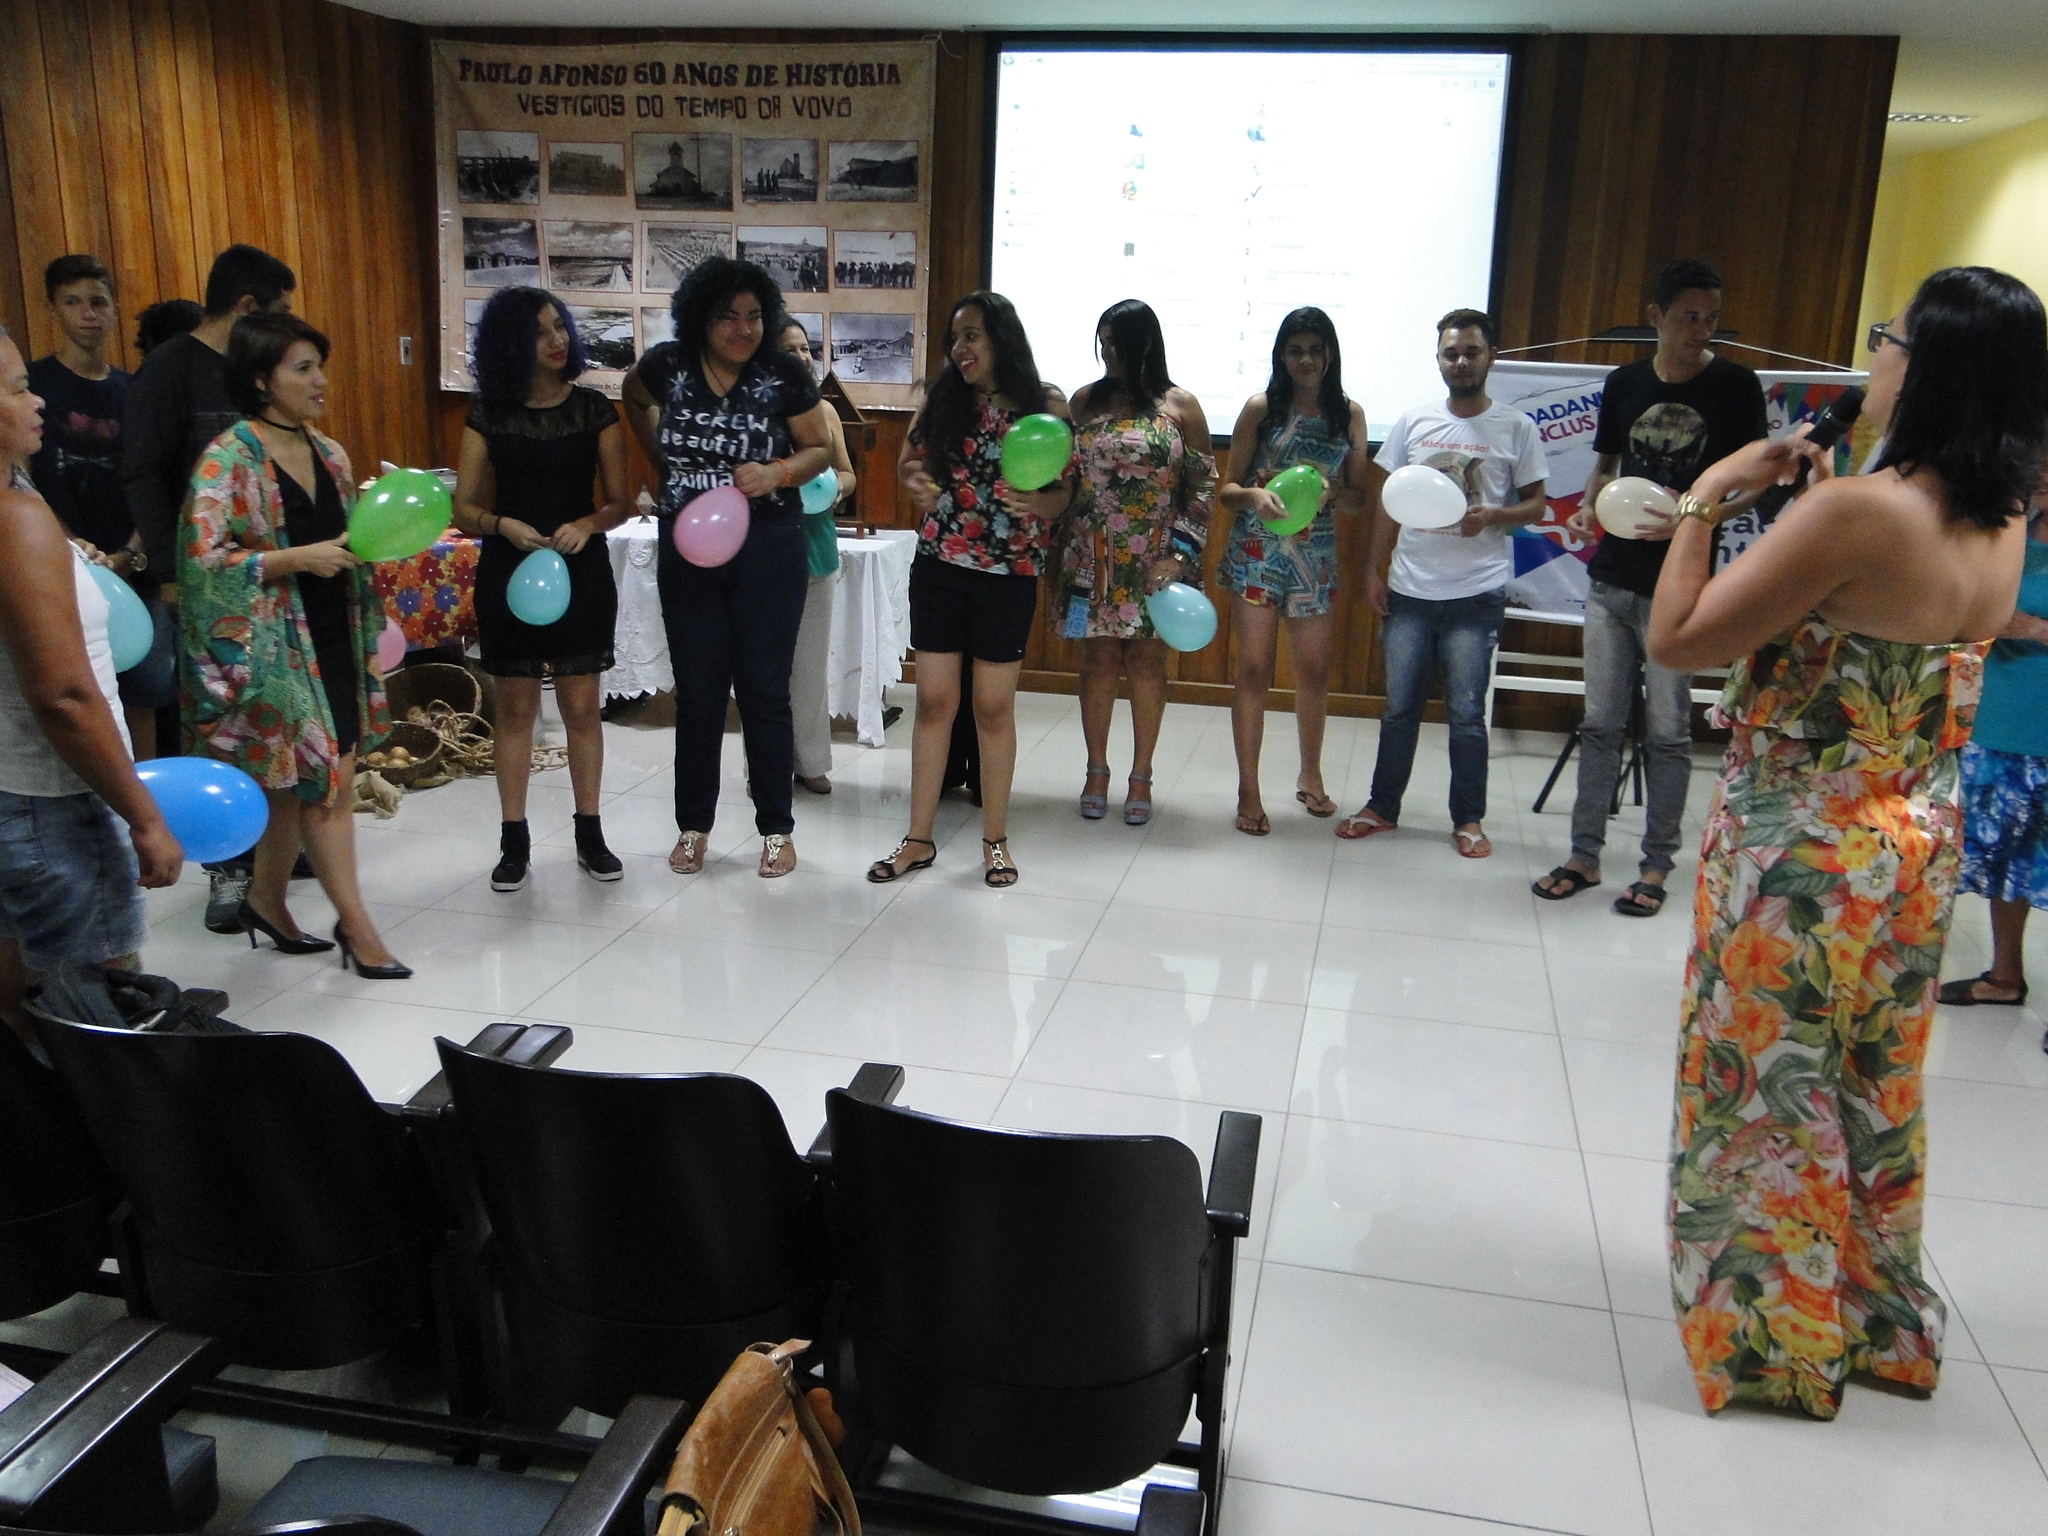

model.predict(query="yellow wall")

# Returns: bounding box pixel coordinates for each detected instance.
[1861,115,2048,334]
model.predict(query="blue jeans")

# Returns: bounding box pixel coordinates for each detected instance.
[1368,587,1506,828]
[1570,581,1694,874]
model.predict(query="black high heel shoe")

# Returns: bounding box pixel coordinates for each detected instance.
[238,900,336,955]
[333,923,413,980]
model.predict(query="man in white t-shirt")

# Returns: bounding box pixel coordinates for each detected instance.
[1338,309,1548,858]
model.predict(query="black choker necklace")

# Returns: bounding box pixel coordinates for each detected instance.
[257,415,303,433]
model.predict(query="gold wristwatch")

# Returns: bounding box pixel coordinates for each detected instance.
[1674,493,1721,526]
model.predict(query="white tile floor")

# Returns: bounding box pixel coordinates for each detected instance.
[13,685,2048,1533]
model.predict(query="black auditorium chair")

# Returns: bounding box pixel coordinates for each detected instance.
[433,1037,904,1423]
[0,1026,115,1324]
[0,1319,683,1536]
[818,1093,1261,1536]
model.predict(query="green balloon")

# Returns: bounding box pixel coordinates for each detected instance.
[347,469,452,564]
[1263,464,1327,537]
[999,413,1074,492]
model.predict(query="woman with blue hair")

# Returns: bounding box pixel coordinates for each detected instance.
[453,286,630,893]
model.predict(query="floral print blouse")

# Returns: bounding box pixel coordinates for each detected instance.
[912,396,1070,578]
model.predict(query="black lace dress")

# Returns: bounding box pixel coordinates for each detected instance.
[468,385,619,677]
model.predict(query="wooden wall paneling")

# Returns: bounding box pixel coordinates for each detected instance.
[86,0,161,370]
[0,104,25,349]
[38,1,118,289]
[166,0,232,278]
[128,0,203,307]
[0,2,65,359]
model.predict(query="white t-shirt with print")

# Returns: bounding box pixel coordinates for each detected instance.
[1375,401,1548,602]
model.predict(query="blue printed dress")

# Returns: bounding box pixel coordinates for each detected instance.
[1218,410,1352,618]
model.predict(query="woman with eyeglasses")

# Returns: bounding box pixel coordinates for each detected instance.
[1649,267,2048,1420]
[620,257,836,879]
[1214,307,1370,836]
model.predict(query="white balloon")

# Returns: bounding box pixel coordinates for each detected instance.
[1595,476,1679,538]
[1381,465,1469,529]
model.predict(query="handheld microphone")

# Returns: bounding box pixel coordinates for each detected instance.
[1754,386,1866,527]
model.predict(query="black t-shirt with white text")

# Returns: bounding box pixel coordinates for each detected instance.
[1587,354,1769,596]
[27,355,132,560]
[636,341,822,521]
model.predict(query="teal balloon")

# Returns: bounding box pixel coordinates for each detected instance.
[799,470,839,514]
[507,548,570,626]
[347,469,451,564]
[1263,464,1326,536]
[88,564,153,673]
[135,758,268,864]
[1145,581,1218,652]
[999,413,1074,492]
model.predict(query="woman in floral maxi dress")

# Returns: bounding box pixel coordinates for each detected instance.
[1646,266,2047,1419]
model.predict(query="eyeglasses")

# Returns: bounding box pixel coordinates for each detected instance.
[1866,322,1910,354]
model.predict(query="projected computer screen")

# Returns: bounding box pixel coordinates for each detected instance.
[989,46,1511,438]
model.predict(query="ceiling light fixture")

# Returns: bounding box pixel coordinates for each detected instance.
[1887,111,1977,124]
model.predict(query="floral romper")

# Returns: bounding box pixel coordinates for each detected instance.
[1053,410,1216,640]
[1671,614,1982,1419]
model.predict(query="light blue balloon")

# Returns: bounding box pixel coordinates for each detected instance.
[1145,582,1218,652]
[507,548,570,627]
[135,758,269,864]
[799,470,839,514]
[88,564,153,673]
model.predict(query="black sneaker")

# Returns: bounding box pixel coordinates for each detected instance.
[203,867,253,933]
[491,819,531,892]
[573,814,623,883]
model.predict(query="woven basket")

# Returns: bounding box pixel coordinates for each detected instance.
[361,721,444,787]
[384,661,481,724]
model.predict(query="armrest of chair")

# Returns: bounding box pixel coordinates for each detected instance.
[0,1318,221,1516]
[537,1394,691,1536]
[1135,1483,1205,1536]
[400,1024,575,1118]
[1204,1111,1262,1240]
[804,1062,905,1166]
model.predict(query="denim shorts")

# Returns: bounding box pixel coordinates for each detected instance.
[0,787,146,970]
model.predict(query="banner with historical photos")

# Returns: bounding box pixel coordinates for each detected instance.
[432,39,935,407]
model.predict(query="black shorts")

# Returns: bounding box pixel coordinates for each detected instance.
[908,553,1040,664]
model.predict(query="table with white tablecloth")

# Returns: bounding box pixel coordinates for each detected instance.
[602,519,916,747]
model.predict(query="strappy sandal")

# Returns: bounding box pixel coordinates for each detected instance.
[759,833,796,879]
[983,836,1019,888]
[1079,764,1111,820]
[668,831,706,875]
[1124,773,1153,826]
[866,836,935,884]
[1613,880,1667,917]
[1533,866,1601,901]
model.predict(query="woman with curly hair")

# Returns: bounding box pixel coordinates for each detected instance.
[1649,266,2048,1419]
[181,312,409,978]
[620,257,835,879]
[454,287,630,892]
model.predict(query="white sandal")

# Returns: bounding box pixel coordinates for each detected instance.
[669,831,706,875]
[759,833,796,879]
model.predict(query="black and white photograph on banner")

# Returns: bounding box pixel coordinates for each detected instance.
[455,130,539,204]
[736,226,828,294]
[546,141,627,198]
[634,133,733,211]
[543,220,634,292]
[567,306,636,371]
[642,223,732,293]
[788,311,825,376]
[641,307,676,350]
[461,217,540,287]
[461,298,486,373]
[827,140,919,201]
[830,311,915,383]
[833,230,917,290]
[742,138,819,203]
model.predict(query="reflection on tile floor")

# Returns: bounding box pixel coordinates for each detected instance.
[9,692,2048,1532]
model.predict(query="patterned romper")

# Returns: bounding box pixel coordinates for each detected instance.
[1053,410,1216,641]
[1218,411,1352,619]
[1670,614,1982,1419]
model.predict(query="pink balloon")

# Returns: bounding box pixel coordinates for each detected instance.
[376,618,406,674]
[673,484,750,568]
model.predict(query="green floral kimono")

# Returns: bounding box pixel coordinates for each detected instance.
[1671,614,1982,1419]
[178,421,388,806]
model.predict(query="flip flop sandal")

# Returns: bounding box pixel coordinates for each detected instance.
[1335,808,1397,840]
[867,836,936,884]
[1532,866,1601,901]
[668,831,706,875]
[1937,972,2030,1007]
[1452,829,1492,859]
[1235,810,1271,837]
[759,833,796,879]
[1613,880,1667,917]
[1296,789,1337,818]
[1124,773,1153,826]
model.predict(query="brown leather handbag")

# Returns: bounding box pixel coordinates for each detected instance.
[654,1339,861,1536]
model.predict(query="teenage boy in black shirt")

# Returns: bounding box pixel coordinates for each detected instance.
[1533,258,1768,916]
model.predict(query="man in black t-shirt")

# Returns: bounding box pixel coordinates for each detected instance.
[1534,259,1768,917]
[120,243,296,933]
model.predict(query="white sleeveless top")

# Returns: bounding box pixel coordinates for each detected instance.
[0,544,133,797]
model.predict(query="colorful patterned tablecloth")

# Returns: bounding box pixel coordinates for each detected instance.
[370,531,480,651]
